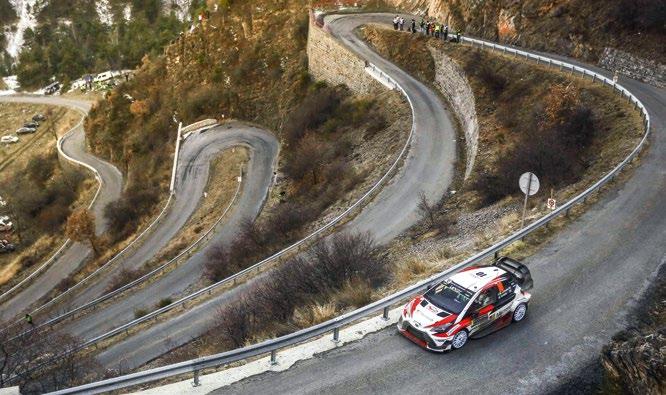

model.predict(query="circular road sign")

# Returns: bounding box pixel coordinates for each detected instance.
[519,172,540,196]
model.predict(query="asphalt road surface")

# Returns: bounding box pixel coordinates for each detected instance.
[209,14,666,395]
[91,13,457,370]
[0,95,123,323]
[59,123,279,341]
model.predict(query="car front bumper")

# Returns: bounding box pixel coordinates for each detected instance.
[397,316,452,352]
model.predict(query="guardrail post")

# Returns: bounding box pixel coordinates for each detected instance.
[192,369,201,387]
[382,306,390,320]
[333,327,340,343]
[270,350,278,365]
[494,250,500,260]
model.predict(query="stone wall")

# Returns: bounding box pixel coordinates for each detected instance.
[598,47,665,89]
[428,45,478,179]
[307,18,382,95]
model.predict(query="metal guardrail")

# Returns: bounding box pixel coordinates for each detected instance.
[0,106,101,306]
[51,32,652,394]
[1,121,226,336]
[45,61,416,360]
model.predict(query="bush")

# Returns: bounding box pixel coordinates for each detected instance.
[157,298,172,308]
[134,309,148,319]
[104,181,161,242]
[211,233,390,346]
[282,87,341,144]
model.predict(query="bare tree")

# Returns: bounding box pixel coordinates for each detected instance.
[65,208,100,256]
[417,191,437,228]
[0,326,101,393]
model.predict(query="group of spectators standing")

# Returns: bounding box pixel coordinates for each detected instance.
[392,15,461,42]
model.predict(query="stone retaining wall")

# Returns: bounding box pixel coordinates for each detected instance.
[428,45,478,179]
[307,18,382,95]
[599,47,665,89]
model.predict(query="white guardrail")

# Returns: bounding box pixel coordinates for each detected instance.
[0,107,102,306]
[48,34,650,394]
[1,122,220,336]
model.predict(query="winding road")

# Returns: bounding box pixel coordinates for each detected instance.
[0,8,458,374]
[0,95,123,323]
[83,12,458,370]
[210,14,666,395]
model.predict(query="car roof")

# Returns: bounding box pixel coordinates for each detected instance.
[450,266,506,293]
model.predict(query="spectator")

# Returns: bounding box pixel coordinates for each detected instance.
[456,31,461,42]
[444,25,449,41]
[25,314,34,326]
[393,15,399,30]
[420,18,425,34]
[411,19,416,33]
[434,23,441,38]
[399,17,405,31]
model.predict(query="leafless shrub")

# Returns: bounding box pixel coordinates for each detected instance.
[105,268,142,293]
[0,326,101,393]
[210,233,389,344]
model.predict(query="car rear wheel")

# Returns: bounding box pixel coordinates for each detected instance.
[451,330,468,350]
[512,303,527,322]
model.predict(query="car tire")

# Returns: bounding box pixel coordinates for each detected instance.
[512,303,528,322]
[451,330,468,350]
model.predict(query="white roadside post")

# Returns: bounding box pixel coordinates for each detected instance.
[519,172,540,228]
[170,122,183,194]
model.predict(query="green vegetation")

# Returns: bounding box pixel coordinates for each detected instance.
[0,0,14,25]
[86,1,311,242]
[15,0,185,88]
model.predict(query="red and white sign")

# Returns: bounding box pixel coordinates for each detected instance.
[547,198,557,210]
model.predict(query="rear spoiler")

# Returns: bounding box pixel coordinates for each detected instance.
[494,256,533,291]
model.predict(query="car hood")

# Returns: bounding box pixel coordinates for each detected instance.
[409,299,455,329]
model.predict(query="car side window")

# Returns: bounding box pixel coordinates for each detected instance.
[476,287,498,309]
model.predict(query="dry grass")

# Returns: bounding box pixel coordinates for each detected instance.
[0,106,91,290]
[69,146,249,290]
[149,147,248,268]
[292,302,337,327]
[334,278,374,308]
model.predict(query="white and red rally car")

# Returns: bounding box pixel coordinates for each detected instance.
[398,257,533,351]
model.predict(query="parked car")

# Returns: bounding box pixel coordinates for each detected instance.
[16,127,36,135]
[33,114,47,122]
[0,240,15,253]
[24,121,39,128]
[1,135,19,144]
[398,257,533,352]
[44,81,61,95]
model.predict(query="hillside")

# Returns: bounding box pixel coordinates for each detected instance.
[385,0,665,65]
[0,0,195,87]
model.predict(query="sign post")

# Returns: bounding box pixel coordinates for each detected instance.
[519,172,540,228]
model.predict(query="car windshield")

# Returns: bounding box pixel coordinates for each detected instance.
[424,281,474,314]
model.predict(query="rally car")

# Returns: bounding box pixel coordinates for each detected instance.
[398,256,533,351]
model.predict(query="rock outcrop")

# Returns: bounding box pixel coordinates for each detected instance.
[601,328,666,395]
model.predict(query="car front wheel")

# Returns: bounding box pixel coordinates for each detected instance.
[512,303,528,322]
[451,330,468,350]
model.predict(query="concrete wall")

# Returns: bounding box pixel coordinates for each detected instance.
[307,18,382,95]
[428,46,478,179]
[598,47,665,89]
